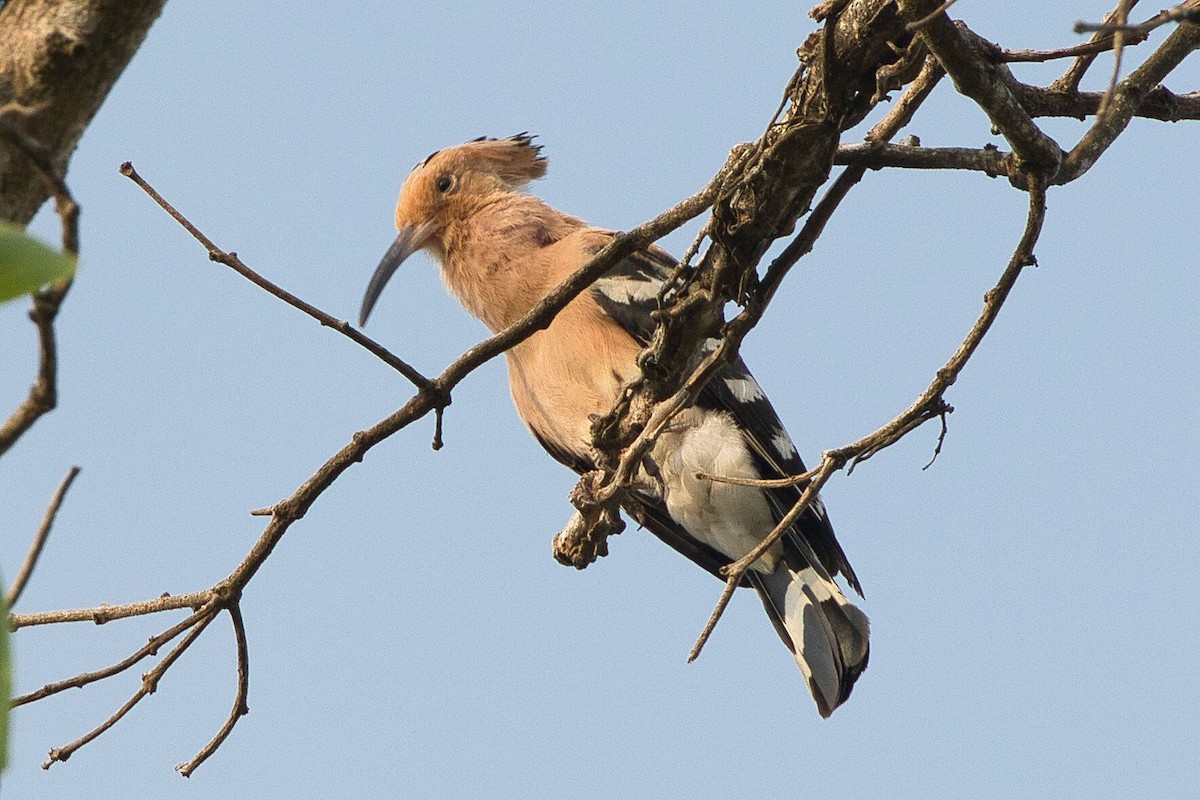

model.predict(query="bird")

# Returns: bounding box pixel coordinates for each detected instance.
[359,134,869,716]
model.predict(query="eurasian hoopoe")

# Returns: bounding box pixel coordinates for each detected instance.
[359,135,869,716]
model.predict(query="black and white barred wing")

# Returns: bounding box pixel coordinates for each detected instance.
[590,240,861,594]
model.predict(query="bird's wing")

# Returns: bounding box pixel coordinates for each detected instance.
[588,238,862,595]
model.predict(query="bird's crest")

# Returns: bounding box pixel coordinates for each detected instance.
[422,133,547,191]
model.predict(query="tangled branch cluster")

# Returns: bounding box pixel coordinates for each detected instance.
[6,0,1199,775]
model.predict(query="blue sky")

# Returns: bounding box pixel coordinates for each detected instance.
[3,2,1198,798]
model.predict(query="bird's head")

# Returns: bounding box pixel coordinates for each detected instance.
[359,134,547,326]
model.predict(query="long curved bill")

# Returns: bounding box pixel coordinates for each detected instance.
[359,223,433,327]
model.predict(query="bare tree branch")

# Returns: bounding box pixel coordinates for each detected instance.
[5,465,80,609]
[1054,1,1143,93]
[1004,34,1146,63]
[11,592,210,629]
[11,609,208,707]
[690,172,1049,659]
[9,0,1199,774]
[1060,4,1200,181]
[898,0,1063,172]
[175,604,249,778]
[0,0,166,225]
[118,162,436,394]
[1076,1,1200,36]
[1021,85,1200,122]
[9,135,752,772]
[43,606,221,768]
[556,2,926,566]
[835,141,1017,175]
[0,111,78,456]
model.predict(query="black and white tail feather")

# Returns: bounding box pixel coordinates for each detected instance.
[590,240,870,717]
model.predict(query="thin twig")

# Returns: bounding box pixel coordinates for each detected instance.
[694,466,819,490]
[43,608,220,768]
[1054,1,1143,93]
[922,405,952,470]
[689,458,841,661]
[906,0,961,31]
[1003,35,1140,63]
[119,162,434,392]
[7,465,81,608]
[11,591,211,629]
[840,173,1047,470]
[1076,2,1200,35]
[1097,0,1138,116]
[0,112,79,457]
[176,604,249,777]
[12,608,207,706]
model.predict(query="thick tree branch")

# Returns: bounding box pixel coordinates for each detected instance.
[0,0,166,225]
[1021,85,1200,121]
[898,0,1063,172]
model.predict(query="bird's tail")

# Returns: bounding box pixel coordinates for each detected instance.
[752,567,870,717]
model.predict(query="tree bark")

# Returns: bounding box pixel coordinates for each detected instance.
[0,0,167,225]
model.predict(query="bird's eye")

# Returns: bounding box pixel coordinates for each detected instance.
[435,174,453,193]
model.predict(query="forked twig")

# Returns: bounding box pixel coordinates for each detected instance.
[43,605,221,768]
[689,173,1049,661]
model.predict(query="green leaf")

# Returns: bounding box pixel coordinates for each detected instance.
[1,578,9,774]
[0,221,76,304]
